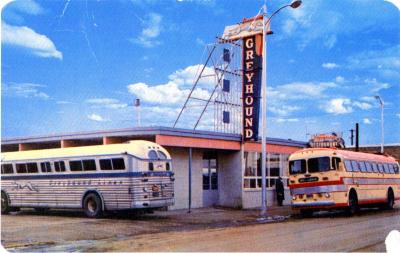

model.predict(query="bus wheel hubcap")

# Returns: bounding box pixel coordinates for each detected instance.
[88,199,96,213]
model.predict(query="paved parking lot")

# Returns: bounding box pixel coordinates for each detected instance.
[1,205,399,252]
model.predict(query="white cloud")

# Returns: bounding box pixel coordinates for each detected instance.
[85,98,128,109]
[353,101,372,110]
[2,83,50,99]
[363,118,372,124]
[323,98,353,114]
[397,113,400,119]
[2,22,62,59]
[131,13,162,48]
[127,64,214,105]
[364,78,390,93]
[269,105,301,117]
[87,113,108,122]
[335,76,345,83]
[275,118,299,123]
[322,62,339,69]
[8,0,44,15]
[56,100,72,105]
[267,82,336,101]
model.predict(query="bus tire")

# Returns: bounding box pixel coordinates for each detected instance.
[385,188,394,210]
[34,207,49,213]
[83,193,103,218]
[300,209,314,218]
[347,190,358,216]
[1,191,10,215]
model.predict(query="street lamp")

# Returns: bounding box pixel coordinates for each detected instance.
[260,0,302,217]
[374,95,384,154]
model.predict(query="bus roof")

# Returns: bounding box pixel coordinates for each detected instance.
[290,148,397,163]
[1,140,171,162]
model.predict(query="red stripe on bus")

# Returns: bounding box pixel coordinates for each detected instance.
[289,179,343,189]
[358,199,387,205]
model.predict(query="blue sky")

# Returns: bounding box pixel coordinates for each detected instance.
[1,0,399,146]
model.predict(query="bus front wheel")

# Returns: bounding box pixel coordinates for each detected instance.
[300,209,314,218]
[1,192,10,215]
[385,189,394,210]
[347,191,358,216]
[83,193,103,218]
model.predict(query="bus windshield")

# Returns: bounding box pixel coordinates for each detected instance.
[289,159,306,174]
[308,157,330,173]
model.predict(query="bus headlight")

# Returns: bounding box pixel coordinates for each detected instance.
[324,192,331,198]
[292,195,297,200]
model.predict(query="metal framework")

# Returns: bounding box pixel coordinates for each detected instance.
[173,38,243,134]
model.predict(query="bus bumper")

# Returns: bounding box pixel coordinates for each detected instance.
[132,199,174,208]
[292,200,336,208]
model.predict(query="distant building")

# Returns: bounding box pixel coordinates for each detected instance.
[1,126,307,210]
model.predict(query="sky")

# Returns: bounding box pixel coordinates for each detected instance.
[1,0,399,146]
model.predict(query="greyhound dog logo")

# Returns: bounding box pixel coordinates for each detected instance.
[12,181,39,192]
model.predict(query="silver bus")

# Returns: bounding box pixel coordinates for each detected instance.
[1,140,174,218]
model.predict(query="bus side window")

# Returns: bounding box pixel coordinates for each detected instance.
[40,162,52,173]
[83,159,96,171]
[365,162,373,173]
[359,161,367,172]
[394,164,399,174]
[344,160,353,172]
[27,163,38,173]
[332,157,341,170]
[1,164,14,174]
[372,163,379,173]
[388,164,395,174]
[70,160,83,171]
[383,163,389,174]
[100,159,112,170]
[351,160,360,172]
[55,161,66,172]
[377,163,384,173]
[16,163,27,173]
[111,158,125,170]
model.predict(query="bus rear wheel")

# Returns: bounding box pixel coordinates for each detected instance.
[83,193,103,218]
[385,189,394,210]
[1,192,10,215]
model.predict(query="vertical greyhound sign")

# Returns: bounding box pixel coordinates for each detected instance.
[222,16,264,141]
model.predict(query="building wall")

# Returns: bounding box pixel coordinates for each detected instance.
[167,147,203,210]
[242,189,292,208]
[218,150,242,208]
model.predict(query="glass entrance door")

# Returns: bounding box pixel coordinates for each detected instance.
[202,154,218,207]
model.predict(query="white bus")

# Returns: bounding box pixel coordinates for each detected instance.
[1,140,175,218]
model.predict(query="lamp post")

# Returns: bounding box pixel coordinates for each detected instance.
[374,95,384,154]
[260,0,302,217]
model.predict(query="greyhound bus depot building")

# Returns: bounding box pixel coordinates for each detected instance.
[1,127,307,210]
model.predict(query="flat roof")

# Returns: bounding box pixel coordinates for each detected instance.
[1,126,307,148]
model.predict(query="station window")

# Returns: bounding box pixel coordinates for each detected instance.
[244,152,287,189]
[40,162,52,173]
[54,161,66,172]
[1,164,14,174]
